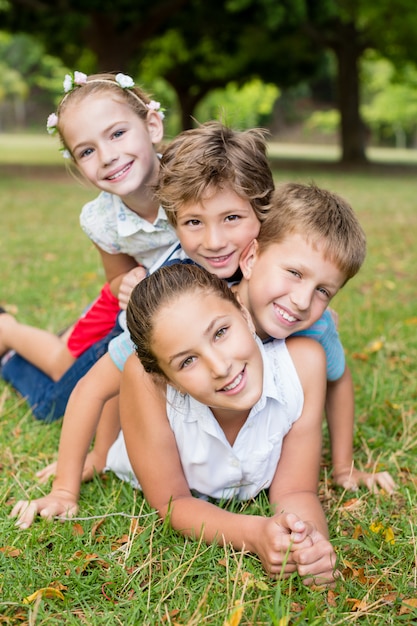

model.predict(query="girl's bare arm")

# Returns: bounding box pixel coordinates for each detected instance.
[11,353,121,528]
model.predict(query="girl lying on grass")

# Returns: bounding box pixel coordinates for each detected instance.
[12,262,337,584]
[118,262,337,584]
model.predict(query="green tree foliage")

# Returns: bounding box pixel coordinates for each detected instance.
[299,0,417,161]
[0,0,190,73]
[0,0,323,130]
[0,31,67,128]
[196,79,280,129]
[362,55,417,147]
[3,0,417,161]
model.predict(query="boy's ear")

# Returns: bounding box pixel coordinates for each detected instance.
[146,110,164,145]
[239,239,259,280]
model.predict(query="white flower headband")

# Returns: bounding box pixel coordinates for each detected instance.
[46,71,165,157]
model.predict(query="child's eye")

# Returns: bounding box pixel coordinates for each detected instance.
[185,219,201,227]
[79,147,94,159]
[180,356,196,369]
[112,129,125,139]
[317,286,331,298]
[288,269,301,278]
[215,326,228,340]
[224,215,240,222]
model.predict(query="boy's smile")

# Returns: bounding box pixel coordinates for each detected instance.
[175,186,260,279]
[238,233,346,340]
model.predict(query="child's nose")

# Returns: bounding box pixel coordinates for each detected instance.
[203,227,226,251]
[100,146,118,166]
[208,353,231,379]
[290,285,313,312]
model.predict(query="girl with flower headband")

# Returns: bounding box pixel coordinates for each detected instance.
[0,71,177,420]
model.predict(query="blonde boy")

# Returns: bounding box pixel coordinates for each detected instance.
[235,182,394,492]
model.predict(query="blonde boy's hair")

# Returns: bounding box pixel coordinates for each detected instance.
[257,182,366,283]
[156,121,274,226]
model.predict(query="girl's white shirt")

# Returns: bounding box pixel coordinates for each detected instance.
[80,192,177,269]
[106,337,303,501]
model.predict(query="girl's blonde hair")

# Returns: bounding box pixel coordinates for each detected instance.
[56,73,156,155]
[126,263,241,378]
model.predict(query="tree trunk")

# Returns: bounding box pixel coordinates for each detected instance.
[333,26,368,164]
[169,85,208,131]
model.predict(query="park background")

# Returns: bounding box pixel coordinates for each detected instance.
[1,1,417,624]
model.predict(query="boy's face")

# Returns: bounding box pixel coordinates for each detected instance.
[175,186,260,279]
[238,232,346,340]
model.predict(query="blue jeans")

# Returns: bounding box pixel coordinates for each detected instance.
[1,321,123,423]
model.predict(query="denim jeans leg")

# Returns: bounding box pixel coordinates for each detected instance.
[1,322,123,423]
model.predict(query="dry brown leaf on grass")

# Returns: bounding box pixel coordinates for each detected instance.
[71,522,84,536]
[0,546,21,557]
[400,597,417,614]
[66,550,110,575]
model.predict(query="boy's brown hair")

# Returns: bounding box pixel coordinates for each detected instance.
[156,121,274,226]
[257,182,366,283]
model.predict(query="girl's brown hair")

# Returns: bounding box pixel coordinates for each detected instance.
[126,262,241,377]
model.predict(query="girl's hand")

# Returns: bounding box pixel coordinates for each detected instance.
[118,266,147,309]
[36,461,58,484]
[254,513,311,577]
[333,466,396,494]
[291,523,338,586]
[9,489,79,530]
[37,450,106,485]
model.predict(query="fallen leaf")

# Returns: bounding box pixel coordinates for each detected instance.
[72,523,84,536]
[369,521,384,534]
[91,519,105,537]
[23,587,65,604]
[224,602,244,626]
[327,589,338,607]
[347,597,368,612]
[400,597,417,614]
[0,546,21,557]
[352,352,369,361]
[366,339,384,353]
[162,609,180,622]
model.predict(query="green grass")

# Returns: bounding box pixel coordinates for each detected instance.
[1,141,417,624]
[0,133,64,165]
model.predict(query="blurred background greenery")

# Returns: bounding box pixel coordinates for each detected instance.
[2,0,417,164]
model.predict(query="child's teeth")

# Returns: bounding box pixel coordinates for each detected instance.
[223,372,243,391]
[277,306,296,322]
